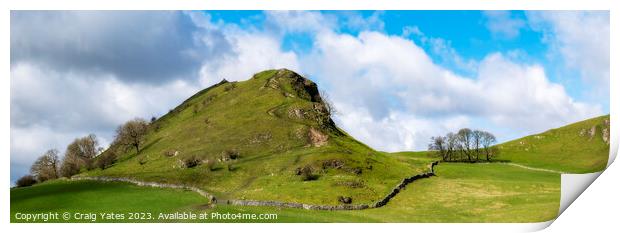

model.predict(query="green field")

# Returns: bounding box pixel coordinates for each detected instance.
[10,69,605,223]
[497,115,610,173]
[11,160,559,223]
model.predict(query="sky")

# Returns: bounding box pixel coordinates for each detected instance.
[10,10,609,184]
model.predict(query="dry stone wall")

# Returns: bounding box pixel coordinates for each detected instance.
[72,161,440,211]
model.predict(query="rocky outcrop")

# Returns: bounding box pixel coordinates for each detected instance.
[308,127,329,147]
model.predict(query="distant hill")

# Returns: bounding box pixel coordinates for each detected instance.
[497,115,610,173]
[86,69,428,205]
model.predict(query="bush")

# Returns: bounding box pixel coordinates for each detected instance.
[183,156,201,168]
[296,165,318,181]
[16,175,37,187]
[221,150,239,161]
[138,157,147,165]
[337,196,352,204]
[96,151,117,170]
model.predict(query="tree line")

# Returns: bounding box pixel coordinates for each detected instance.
[16,118,150,187]
[428,128,498,162]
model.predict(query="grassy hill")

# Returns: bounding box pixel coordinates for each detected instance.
[83,69,428,205]
[11,158,559,223]
[11,68,607,223]
[497,115,610,173]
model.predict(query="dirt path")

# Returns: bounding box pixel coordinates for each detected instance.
[503,162,565,174]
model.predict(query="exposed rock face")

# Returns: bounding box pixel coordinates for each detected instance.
[602,118,610,145]
[588,126,597,140]
[308,127,329,147]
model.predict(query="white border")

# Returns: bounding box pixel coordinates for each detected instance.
[2,0,617,232]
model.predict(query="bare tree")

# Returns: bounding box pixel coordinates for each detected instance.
[480,131,497,161]
[456,128,474,162]
[319,89,338,116]
[429,129,499,163]
[30,149,60,182]
[445,132,459,161]
[60,154,82,178]
[65,134,99,170]
[114,118,149,154]
[428,136,448,161]
[472,130,484,161]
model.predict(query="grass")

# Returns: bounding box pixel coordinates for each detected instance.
[497,115,610,173]
[12,161,559,223]
[10,69,600,222]
[82,69,428,205]
[10,179,207,223]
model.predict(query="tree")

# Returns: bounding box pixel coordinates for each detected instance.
[30,149,60,182]
[60,154,82,178]
[445,132,459,161]
[16,175,37,187]
[64,134,100,171]
[472,130,484,161]
[96,150,117,170]
[114,118,149,154]
[319,89,338,116]
[456,128,474,162]
[428,136,448,161]
[480,131,497,161]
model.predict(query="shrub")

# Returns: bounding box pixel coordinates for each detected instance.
[337,196,352,204]
[16,175,37,187]
[138,157,148,165]
[183,156,201,168]
[296,165,318,181]
[221,150,240,161]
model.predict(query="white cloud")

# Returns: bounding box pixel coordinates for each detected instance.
[265,11,335,34]
[304,31,601,151]
[194,17,301,86]
[527,11,609,87]
[10,62,200,182]
[483,11,526,39]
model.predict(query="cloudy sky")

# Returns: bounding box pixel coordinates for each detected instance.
[10,10,609,183]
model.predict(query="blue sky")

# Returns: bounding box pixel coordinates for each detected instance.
[204,10,608,112]
[10,10,609,184]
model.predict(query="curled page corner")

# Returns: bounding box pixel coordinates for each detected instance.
[557,113,616,219]
[559,172,603,215]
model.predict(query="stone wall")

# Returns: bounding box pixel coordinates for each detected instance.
[226,161,440,211]
[72,161,439,211]
[71,176,216,202]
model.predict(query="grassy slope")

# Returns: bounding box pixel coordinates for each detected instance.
[10,180,206,223]
[11,159,558,223]
[14,69,600,222]
[83,69,425,205]
[497,115,610,173]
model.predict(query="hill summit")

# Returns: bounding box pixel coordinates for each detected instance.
[87,69,425,205]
